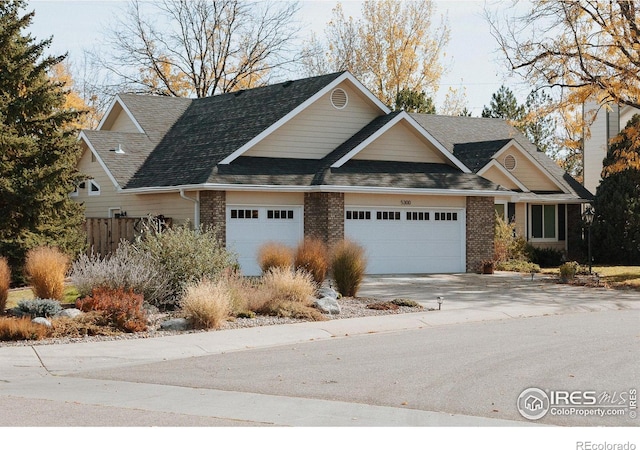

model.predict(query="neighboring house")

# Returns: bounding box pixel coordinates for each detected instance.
[583,101,639,195]
[74,71,591,276]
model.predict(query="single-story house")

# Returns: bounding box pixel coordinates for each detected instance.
[74,71,592,276]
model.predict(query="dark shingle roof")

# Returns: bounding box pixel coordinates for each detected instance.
[411,114,593,200]
[214,157,505,191]
[125,72,346,188]
[452,139,512,173]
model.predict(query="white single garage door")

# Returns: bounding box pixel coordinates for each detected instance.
[226,205,303,276]
[344,207,465,274]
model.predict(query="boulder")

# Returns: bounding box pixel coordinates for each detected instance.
[32,317,52,327]
[317,286,339,300]
[57,308,82,319]
[160,318,190,331]
[314,296,341,315]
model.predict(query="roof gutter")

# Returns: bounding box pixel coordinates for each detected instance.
[124,183,511,198]
[179,189,200,229]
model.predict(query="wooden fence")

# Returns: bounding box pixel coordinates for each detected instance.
[83,216,172,256]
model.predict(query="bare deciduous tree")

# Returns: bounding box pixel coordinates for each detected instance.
[486,0,640,110]
[98,0,301,97]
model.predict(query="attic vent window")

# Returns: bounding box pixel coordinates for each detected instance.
[504,154,517,171]
[330,88,348,109]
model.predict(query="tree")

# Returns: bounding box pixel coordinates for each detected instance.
[50,61,98,129]
[486,1,640,111]
[393,89,436,114]
[481,85,525,123]
[592,115,640,264]
[0,0,86,280]
[303,0,450,107]
[100,0,302,97]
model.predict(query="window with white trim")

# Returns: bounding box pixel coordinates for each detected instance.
[346,210,371,220]
[376,211,401,220]
[406,211,430,221]
[88,180,100,196]
[530,204,556,240]
[267,209,294,219]
[434,212,458,221]
[230,209,259,219]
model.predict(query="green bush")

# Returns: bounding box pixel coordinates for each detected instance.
[526,245,564,268]
[494,215,529,262]
[135,222,238,305]
[495,259,541,273]
[70,241,173,309]
[12,298,63,318]
[330,240,367,297]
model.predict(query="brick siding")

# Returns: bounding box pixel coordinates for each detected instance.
[466,196,495,272]
[200,190,226,245]
[304,192,344,247]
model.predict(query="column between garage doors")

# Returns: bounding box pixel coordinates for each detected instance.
[303,192,345,248]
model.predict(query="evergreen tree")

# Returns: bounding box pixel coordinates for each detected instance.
[0,0,86,281]
[393,88,436,114]
[592,115,640,264]
[481,85,525,123]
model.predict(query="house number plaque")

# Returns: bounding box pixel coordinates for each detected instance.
[401,200,411,205]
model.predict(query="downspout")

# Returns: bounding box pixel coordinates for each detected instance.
[180,189,200,229]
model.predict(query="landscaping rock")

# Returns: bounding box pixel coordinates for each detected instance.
[160,318,190,331]
[317,286,339,300]
[314,296,341,315]
[32,317,52,327]
[57,308,82,319]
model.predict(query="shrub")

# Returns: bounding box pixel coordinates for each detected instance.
[12,298,63,318]
[330,240,367,297]
[255,267,321,320]
[70,241,173,309]
[367,301,399,311]
[0,317,48,341]
[135,223,237,301]
[49,312,119,339]
[257,242,293,273]
[391,298,421,308]
[494,215,529,262]
[294,238,329,285]
[526,245,564,268]
[24,246,69,301]
[180,278,231,329]
[559,261,580,282]
[495,260,541,273]
[0,257,10,313]
[76,287,147,333]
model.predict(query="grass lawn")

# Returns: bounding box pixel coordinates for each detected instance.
[542,265,640,290]
[5,285,80,310]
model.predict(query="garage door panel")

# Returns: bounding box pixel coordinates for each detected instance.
[227,206,302,276]
[345,207,465,274]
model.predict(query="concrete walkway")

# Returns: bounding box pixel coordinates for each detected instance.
[1,272,638,427]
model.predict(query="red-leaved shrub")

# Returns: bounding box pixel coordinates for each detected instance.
[76,287,147,333]
[294,238,329,285]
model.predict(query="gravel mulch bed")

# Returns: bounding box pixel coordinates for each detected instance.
[0,297,427,348]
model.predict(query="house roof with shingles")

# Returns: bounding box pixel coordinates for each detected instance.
[125,72,346,188]
[410,114,593,200]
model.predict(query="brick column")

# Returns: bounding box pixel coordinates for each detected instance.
[304,192,344,248]
[466,196,495,272]
[200,190,226,245]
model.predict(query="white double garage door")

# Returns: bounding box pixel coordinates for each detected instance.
[227,205,466,276]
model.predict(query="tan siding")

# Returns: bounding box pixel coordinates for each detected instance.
[345,193,465,208]
[244,81,381,159]
[479,165,521,190]
[583,102,609,194]
[75,148,195,224]
[100,102,140,133]
[226,191,304,206]
[498,147,560,191]
[514,202,526,237]
[353,120,448,163]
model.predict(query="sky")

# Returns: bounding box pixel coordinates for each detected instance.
[26,0,531,116]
